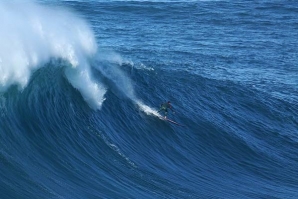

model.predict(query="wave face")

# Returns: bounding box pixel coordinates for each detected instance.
[1,0,298,199]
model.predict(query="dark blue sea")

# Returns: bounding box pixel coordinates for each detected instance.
[0,0,297,198]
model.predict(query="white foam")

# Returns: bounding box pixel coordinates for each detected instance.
[0,1,106,109]
[136,100,162,118]
[93,54,136,100]
[93,51,162,115]
[65,66,106,110]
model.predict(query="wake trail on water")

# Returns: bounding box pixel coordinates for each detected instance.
[93,52,161,117]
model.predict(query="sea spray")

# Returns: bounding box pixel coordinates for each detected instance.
[93,52,160,116]
[0,1,106,109]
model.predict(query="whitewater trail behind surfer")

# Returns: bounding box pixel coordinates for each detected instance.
[136,100,161,117]
[92,53,163,118]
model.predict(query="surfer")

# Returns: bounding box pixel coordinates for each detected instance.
[158,101,174,118]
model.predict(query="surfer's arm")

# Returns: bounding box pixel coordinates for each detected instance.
[170,106,175,113]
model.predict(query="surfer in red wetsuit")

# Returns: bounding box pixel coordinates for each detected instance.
[158,101,174,118]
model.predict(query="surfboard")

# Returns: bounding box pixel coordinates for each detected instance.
[159,117,185,127]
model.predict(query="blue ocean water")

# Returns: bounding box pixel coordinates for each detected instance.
[0,0,297,198]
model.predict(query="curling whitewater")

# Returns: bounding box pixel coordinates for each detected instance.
[0,1,106,109]
[0,1,156,115]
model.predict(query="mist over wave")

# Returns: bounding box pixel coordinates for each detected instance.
[0,1,106,109]
[93,51,160,116]
[0,1,157,113]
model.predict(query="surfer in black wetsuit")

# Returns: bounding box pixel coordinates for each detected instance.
[158,101,174,118]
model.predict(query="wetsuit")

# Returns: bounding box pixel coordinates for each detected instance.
[158,102,173,117]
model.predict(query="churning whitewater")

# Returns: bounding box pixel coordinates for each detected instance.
[0,1,106,109]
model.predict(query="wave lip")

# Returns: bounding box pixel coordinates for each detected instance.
[0,1,105,109]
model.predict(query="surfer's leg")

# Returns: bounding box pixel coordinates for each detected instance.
[158,106,165,113]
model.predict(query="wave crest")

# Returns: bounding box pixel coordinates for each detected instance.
[0,1,105,109]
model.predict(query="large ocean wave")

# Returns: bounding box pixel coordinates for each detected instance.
[1,1,298,199]
[0,1,158,114]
